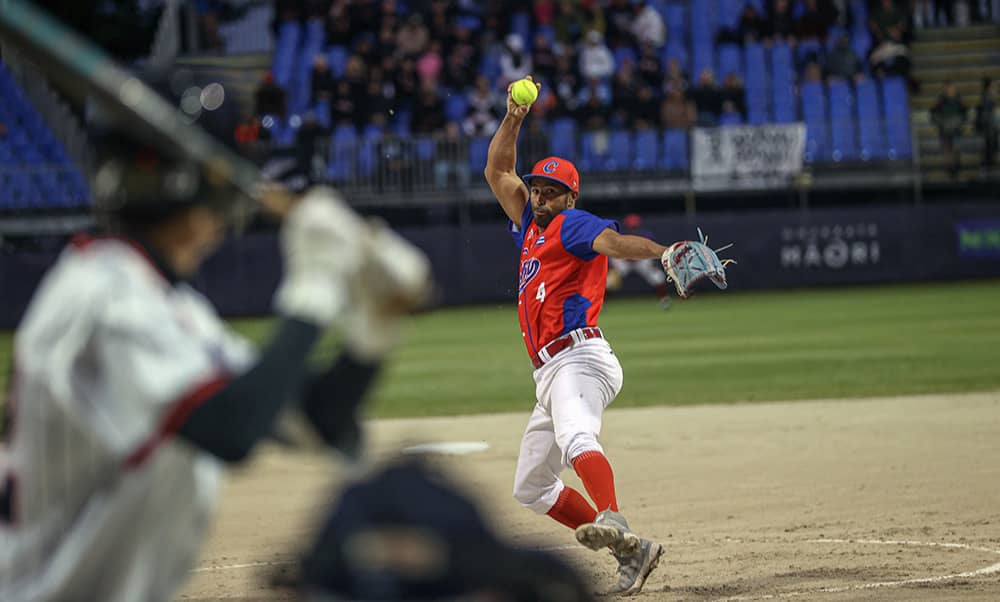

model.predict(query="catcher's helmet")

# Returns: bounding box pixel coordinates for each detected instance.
[87,67,248,226]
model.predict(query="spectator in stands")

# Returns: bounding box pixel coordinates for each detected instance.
[577,85,612,131]
[395,57,420,108]
[660,87,696,130]
[331,80,360,129]
[721,72,747,116]
[434,121,469,188]
[553,0,586,46]
[582,2,608,39]
[631,0,667,49]
[443,23,480,88]
[663,57,690,95]
[519,117,552,165]
[802,61,824,83]
[738,4,769,43]
[532,31,559,85]
[417,40,444,87]
[549,55,583,119]
[796,0,835,42]
[931,81,968,178]
[363,71,393,129]
[605,0,635,48]
[825,33,863,81]
[869,0,910,45]
[719,100,744,126]
[463,76,502,136]
[579,30,614,81]
[500,34,533,86]
[376,20,398,61]
[325,0,353,46]
[868,35,911,80]
[632,86,660,130]
[690,68,724,126]
[254,72,286,117]
[412,82,447,135]
[397,14,430,58]
[535,0,557,26]
[975,78,997,171]
[611,60,640,128]
[310,55,336,104]
[427,3,453,44]
[768,0,797,42]
[636,43,663,90]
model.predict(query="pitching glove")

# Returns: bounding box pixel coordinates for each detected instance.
[660,228,736,299]
[274,187,366,326]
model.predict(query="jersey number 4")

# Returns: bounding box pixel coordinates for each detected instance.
[535,282,546,303]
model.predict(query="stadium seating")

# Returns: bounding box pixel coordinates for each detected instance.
[468,136,490,176]
[633,129,659,171]
[662,129,689,170]
[717,44,743,80]
[770,43,797,124]
[605,130,633,171]
[881,77,912,160]
[855,77,886,160]
[800,81,829,162]
[549,118,577,160]
[827,80,858,161]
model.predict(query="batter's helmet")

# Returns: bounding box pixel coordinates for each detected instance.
[87,67,249,227]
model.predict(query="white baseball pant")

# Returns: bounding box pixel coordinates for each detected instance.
[512,337,624,514]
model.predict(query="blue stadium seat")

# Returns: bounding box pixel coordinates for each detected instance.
[716,0,744,30]
[827,80,858,161]
[744,43,767,89]
[851,29,872,71]
[849,0,868,28]
[665,3,687,43]
[692,45,715,81]
[580,132,609,172]
[272,21,301,88]
[881,76,912,159]
[415,137,435,162]
[662,129,689,170]
[510,13,532,47]
[614,47,637,70]
[770,43,795,121]
[855,78,885,160]
[479,49,502,81]
[719,111,743,126]
[328,126,358,181]
[605,130,633,171]
[717,44,743,80]
[550,118,577,159]
[826,25,847,50]
[797,38,824,66]
[468,136,490,175]
[800,81,829,162]
[327,45,349,78]
[633,129,659,170]
[445,94,469,122]
[662,39,689,72]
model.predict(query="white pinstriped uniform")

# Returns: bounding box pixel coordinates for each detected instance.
[0,237,254,602]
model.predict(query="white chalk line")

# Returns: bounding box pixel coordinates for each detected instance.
[720,538,1000,601]
[192,536,1000,601]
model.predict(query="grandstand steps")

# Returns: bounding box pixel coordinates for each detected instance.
[909,25,1000,181]
[174,54,271,115]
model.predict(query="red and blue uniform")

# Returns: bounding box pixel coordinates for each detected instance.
[509,196,618,362]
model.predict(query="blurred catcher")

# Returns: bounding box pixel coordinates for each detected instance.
[0,67,430,601]
[484,76,733,595]
[606,214,674,309]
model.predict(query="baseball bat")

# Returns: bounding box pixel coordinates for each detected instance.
[0,0,293,219]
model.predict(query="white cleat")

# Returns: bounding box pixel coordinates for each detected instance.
[607,537,664,596]
[574,510,641,558]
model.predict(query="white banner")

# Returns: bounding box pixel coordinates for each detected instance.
[691,123,806,190]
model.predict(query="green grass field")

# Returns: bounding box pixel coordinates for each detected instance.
[2,280,998,418]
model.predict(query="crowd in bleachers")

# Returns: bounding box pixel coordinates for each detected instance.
[243,0,965,179]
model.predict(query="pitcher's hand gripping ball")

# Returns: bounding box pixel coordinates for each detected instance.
[661,228,736,299]
[511,78,539,105]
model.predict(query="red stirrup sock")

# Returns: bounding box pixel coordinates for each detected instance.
[546,486,598,530]
[572,450,619,513]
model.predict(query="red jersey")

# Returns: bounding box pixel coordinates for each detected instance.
[509,202,619,360]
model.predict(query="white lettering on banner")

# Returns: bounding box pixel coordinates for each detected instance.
[780,222,881,270]
[692,124,806,190]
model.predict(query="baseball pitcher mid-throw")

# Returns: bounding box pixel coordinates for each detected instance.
[484,76,732,595]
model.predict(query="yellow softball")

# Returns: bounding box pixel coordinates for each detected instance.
[511,78,539,106]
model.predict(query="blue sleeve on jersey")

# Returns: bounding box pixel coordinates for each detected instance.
[559,209,619,260]
[507,202,533,248]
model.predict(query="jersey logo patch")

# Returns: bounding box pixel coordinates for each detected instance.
[518,258,541,294]
[535,235,546,246]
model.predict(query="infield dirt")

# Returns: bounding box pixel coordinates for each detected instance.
[180,391,1000,601]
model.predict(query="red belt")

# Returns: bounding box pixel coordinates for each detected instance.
[531,327,603,368]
